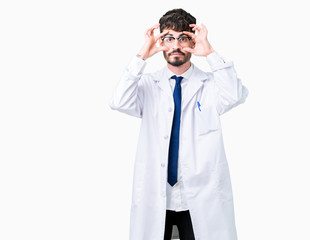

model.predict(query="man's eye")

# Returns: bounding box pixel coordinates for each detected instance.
[179,37,186,42]
[166,37,174,42]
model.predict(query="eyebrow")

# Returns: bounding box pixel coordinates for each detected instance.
[164,33,189,38]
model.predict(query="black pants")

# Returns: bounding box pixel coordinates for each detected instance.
[164,210,195,240]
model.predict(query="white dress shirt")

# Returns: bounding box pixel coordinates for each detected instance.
[165,64,193,212]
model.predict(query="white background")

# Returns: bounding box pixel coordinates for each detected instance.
[1,0,310,239]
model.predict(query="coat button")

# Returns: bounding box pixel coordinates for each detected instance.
[168,107,173,112]
[164,135,169,140]
[161,163,165,167]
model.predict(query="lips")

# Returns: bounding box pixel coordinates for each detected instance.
[171,53,183,56]
[169,51,185,57]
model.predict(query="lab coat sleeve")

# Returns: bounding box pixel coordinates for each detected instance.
[109,56,146,118]
[206,52,248,115]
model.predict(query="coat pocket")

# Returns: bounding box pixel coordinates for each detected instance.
[195,105,220,135]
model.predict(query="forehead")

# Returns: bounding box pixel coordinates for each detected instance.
[163,29,186,36]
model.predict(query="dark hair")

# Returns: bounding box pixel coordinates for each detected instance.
[159,8,196,33]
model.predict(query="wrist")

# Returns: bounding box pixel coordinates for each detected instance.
[205,49,215,57]
[136,53,146,60]
[138,43,151,60]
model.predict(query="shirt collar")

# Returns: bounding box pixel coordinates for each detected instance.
[166,63,194,81]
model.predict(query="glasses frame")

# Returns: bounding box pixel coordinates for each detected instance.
[160,35,192,46]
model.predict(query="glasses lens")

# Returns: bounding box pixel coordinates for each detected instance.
[164,37,175,45]
[163,36,190,46]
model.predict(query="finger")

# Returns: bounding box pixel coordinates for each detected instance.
[145,27,153,37]
[189,24,201,31]
[145,28,150,36]
[152,46,169,56]
[149,28,156,36]
[158,45,169,52]
[146,24,160,36]
[150,24,161,37]
[150,23,160,32]
[200,23,208,33]
[152,23,160,29]
[192,26,201,32]
[155,30,169,41]
[182,31,196,39]
[201,23,207,29]
[148,23,160,31]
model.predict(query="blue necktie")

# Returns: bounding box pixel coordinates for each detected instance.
[168,75,183,186]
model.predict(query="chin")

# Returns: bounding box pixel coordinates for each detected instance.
[163,52,191,67]
[170,54,192,66]
[168,60,186,67]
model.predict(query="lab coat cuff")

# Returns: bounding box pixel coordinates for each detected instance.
[127,56,147,76]
[206,52,234,71]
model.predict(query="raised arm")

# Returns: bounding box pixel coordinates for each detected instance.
[109,24,169,117]
[184,24,248,114]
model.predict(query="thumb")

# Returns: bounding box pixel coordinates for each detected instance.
[183,47,195,54]
[158,46,169,52]
[149,46,168,58]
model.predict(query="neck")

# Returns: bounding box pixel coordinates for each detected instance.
[167,61,191,76]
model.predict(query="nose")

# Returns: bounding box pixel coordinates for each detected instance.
[171,39,181,49]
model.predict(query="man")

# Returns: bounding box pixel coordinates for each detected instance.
[110,8,248,240]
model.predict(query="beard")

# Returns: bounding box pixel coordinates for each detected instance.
[163,49,191,67]
[168,57,186,67]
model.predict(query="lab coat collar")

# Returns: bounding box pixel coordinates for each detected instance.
[165,64,193,81]
[153,62,209,109]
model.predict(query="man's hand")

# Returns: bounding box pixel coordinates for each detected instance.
[137,24,169,60]
[183,24,215,57]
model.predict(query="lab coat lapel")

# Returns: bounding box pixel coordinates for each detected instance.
[153,68,173,100]
[182,65,208,110]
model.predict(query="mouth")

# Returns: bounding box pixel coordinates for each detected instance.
[170,53,183,56]
[168,50,185,57]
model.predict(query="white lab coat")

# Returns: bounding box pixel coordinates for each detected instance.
[110,53,248,240]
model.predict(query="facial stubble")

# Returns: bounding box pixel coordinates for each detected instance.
[164,51,192,67]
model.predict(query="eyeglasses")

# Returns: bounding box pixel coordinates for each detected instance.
[161,36,192,46]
